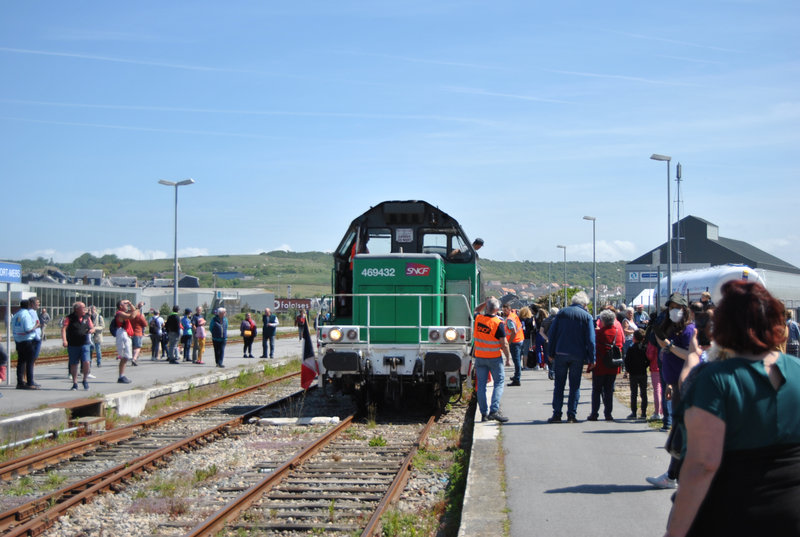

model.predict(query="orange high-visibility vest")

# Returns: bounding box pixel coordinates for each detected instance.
[505,311,524,344]
[474,314,503,358]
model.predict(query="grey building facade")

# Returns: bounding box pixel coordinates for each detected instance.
[626,215,800,309]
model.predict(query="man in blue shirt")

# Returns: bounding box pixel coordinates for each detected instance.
[12,299,39,389]
[546,291,596,423]
[261,308,279,358]
[28,297,43,365]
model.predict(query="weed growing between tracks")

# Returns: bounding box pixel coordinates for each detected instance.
[140,360,297,419]
[378,387,473,537]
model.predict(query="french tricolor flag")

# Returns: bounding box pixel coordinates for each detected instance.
[300,321,318,390]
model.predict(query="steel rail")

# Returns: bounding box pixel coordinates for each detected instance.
[0,371,299,482]
[11,332,299,366]
[360,414,437,537]
[183,415,356,537]
[1,391,302,536]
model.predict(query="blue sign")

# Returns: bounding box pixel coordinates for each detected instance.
[0,262,21,284]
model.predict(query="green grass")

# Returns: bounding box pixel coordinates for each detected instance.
[7,476,35,496]
[381,510,437,537]
[368,435,387,447]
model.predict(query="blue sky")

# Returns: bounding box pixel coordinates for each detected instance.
[2,1,799,268]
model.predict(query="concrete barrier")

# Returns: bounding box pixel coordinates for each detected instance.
[0,408,68,446]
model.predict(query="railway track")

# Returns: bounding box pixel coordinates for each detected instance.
[186,415,435,537]
[0,372,309,535]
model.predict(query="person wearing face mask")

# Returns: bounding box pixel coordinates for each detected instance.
[646,292,695,489]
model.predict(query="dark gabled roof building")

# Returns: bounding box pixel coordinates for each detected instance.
[626,215,800,309]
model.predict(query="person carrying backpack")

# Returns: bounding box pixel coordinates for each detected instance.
[149,311,164,360]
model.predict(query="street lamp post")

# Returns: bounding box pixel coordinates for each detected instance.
[650,154,672,304]
[557,245,567,308]
[583,216,597,316]
[158,178,195,307]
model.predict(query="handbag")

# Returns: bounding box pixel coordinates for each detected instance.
[603,332,624,368]
[665,362,710,459]
[243,330,252,338]
[665,423,683,459]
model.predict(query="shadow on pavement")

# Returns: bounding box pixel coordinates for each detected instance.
[545,483,657,494]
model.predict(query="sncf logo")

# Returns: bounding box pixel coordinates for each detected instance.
[405,263,431,276]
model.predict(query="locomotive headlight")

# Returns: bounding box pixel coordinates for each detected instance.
[444,327,458,342]
[346,328,359,341]
[428,329,441,341]
[329,327,343,342]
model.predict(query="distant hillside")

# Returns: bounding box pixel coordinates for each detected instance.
[17,252,626,299]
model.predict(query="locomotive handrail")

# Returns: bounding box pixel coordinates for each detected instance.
[325,292,474,352]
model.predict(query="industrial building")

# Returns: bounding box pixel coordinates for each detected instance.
[626,215,800,310]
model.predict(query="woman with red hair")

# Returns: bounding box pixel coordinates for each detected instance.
[665,281,800,537]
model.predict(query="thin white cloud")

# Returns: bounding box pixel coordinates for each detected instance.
[0,99,497,127]
[0,46,257,73]
[46,29,185,43]
[331,50,505,71]
[613,31,740,54]
[0,116,273,139]
[567,240,638,262]
[444,86,572,104]
[547,69,697,87]
[178,247,210,258]
[657,54,725,65]
[22,245,209,263]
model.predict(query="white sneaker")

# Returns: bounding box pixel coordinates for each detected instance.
[646,472,677,489]
[649,413,663,421]
[87,373,97,379]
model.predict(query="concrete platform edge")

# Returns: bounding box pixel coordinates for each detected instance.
[458,404,509,537]
[0,363,269,447]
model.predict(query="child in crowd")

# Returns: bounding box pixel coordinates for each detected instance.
[645,331,663,421]
[624,329,650,420]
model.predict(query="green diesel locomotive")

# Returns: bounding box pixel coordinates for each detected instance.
[317,200,481,411]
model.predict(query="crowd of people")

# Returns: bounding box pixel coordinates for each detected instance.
[476,282,800,536]
[2,300,301,392]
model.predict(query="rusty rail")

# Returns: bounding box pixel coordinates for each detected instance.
[360,414,436,536]
[0,371,299,482]
[183,415,356,537]
[0,383,306,536]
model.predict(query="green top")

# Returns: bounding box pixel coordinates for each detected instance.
[684,353,800,451]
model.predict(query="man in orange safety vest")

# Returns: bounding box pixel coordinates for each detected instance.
[473,297,512,422]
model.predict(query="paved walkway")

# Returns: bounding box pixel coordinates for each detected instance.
[505,367,673,536]
[464,366,674,537]
[0,335,304,416]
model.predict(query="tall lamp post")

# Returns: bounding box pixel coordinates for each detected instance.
[650,154,672,303]
[557,245,567,308]
[583,216,597,316]
[158,178,195,307]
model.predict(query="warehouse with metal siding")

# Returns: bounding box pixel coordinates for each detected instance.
[626,215,800,309]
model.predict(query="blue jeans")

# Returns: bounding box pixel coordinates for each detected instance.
[182,336,192,361]
[89,339,102,365]
[262,334,275,357]
[167,332,180,362]
[509,341,522,382]
[552,354,585,418]
[475,357,505,417]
